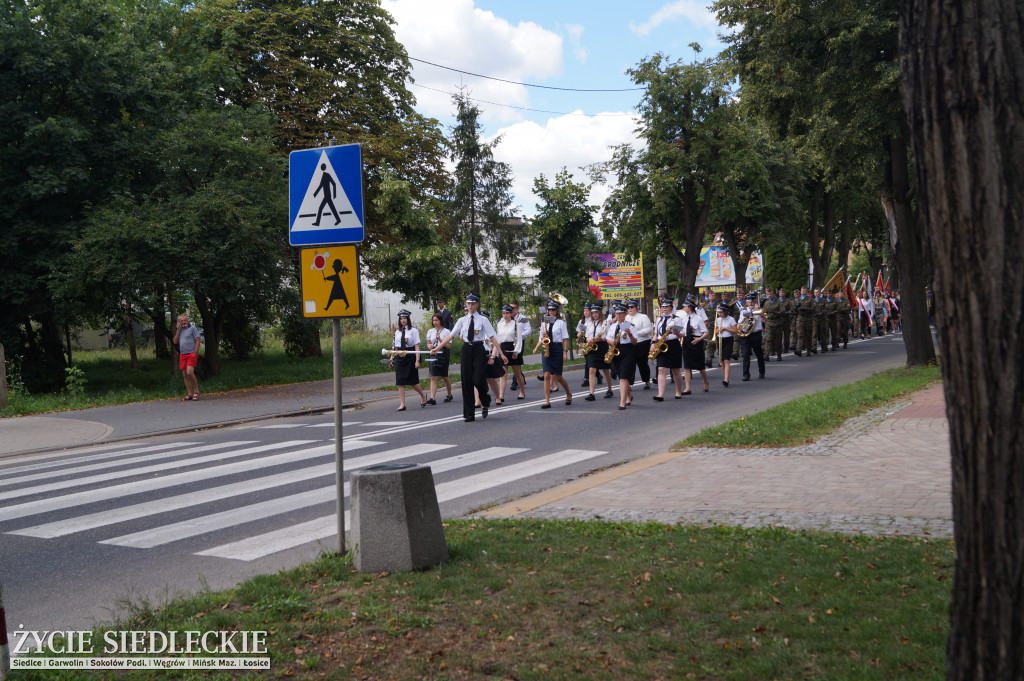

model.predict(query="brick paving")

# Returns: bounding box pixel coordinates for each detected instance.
[485,384,952,537]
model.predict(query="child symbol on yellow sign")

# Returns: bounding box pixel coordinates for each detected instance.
[300,246,361,318]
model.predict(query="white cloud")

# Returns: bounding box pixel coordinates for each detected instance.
[488,112,641,218]
[629,0,719,36]
[382,0,563,123]
[565,24,587,64]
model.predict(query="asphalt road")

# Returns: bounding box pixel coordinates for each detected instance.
[0,332,909,637]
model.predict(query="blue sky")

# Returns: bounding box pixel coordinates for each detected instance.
[381,0,729,216]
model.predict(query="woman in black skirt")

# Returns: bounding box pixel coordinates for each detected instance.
[606,303,638,409]
[652,299,684,400]
[533,300,572,408]
[480,311,506,404]
[715,305,737,387]
[389,309,427,411]
[495,304,524,402]
[425,313,453,405]
[679,299,710,394]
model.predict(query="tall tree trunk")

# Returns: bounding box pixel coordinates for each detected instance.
[64,321,73,368]
[152,284,169,360]
[881,129,935,367]
[900,1,1024,679]
[125,310,138,370]
[167,285,179,378]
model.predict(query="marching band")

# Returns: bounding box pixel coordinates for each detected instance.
[387,287,897,422]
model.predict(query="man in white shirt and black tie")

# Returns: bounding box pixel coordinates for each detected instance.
[433,293,507,422]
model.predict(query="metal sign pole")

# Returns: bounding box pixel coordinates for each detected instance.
[333,319,345,555]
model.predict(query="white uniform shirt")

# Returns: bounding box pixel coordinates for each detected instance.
[654,313,683,341]
[585,318,607,341]
[450,312,496,343]
[718,315,737,337]
[540,318,571,343]
[494,317,522,354]
[426,327,451,350]
[606,319,636,345]
[393,327,420,349]
[680,312,708,338]
[626,312,652,342]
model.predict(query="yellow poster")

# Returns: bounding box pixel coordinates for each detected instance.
[299,245,362,318]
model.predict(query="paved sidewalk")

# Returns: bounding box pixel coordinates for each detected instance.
[0,353,568,458]
[484,383,952,537]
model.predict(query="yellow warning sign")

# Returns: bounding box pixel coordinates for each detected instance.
[300,246,362,318]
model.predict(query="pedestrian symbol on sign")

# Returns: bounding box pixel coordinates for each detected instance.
[291,151,362,234]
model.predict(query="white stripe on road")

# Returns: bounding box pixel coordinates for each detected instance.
[0,441,321,523]
[0,443,182,476]
[0,441,256,488]
[98,443,476,548]
[0,441,287,502]
[197,448,604,561]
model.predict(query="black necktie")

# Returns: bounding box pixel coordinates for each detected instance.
[614,323,620,341]
[686,318,692,337]
[467,315,475,342]
[547,322,554,341]
[660,317,667,335]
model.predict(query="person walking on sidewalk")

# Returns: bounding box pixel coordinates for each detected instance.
[173,313,201,401]
[389,310,427,411]
[433,294,506,423]
[425,313,453,405]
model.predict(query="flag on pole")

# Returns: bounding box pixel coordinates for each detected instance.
[823,268,844,293]
[875,271,884,294]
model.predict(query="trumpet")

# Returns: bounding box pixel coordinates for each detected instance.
[648,337,669,361]
[381,348,432,358]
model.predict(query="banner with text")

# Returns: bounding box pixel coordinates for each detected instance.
[588,253,644,301]
[695,247,764,289]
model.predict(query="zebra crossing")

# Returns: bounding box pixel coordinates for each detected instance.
[0,427,608,563]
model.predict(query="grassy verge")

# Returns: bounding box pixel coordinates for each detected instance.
[678,364,942,449]
[20,519,952,680]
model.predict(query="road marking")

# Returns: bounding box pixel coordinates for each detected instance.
[197,448,605,561]
[0,441,256,488]
[0,442,182,476]
[0,441,278,502]
[0,441,321,522]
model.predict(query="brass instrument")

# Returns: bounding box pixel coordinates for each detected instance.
[648,337,669,361]
[381,348,432,358]
[549,291,569,306]
[541,336,551,358]
[735,309,764,337]
[603,333,623,363]
[581,338,598,354]
[711,319,723,360]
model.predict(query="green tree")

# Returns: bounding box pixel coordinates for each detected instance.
[364,172,462,310]
[445,91,519,296]
[530,169,600,311]
[595,52,735,297]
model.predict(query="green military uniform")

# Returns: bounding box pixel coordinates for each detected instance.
[872,295,886,336]
[778,292,794,353]
[788,295,800,351]
[836,294,851,349]
[761,293,785,360]
[813,294,830,353]
[794,293,815,355]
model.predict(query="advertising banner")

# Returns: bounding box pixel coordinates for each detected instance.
[695,246,764,289]
[587,253,644,301]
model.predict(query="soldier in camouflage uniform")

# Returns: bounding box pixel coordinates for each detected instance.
[761,287,785,360]
[825,289,840,350]
[813,288,830,353]
[705,292,720,367]
[836,289,851,349]
[777,287,794,354]
[788,288,800,351]
[794,287,815,356]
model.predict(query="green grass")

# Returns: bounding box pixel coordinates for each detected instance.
[17,519,952,680]
[677,364,942,449]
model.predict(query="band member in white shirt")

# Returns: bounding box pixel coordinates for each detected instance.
[679,299,710,394]
[739,292,767,381]
[389,309,427,411]
[607,304,638,409]
[495,305,524,402]
[533,300,572,408]
[625,299,653,389]
[433,294,507,422]
[425,313,453,405]
[651,299,684,401]
[583,304,614,401]
[716,306,737,387]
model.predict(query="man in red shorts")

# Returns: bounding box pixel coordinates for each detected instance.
[173,313,202,400]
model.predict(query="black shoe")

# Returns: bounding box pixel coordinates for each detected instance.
[536,375,545,382]
[681,390,691,395]
[742,377,750,382]
[582,379,590,387]
[604,391,614,399]
[810,348,817,355]
[482,406,488,419]
[444,394,453,402]
[723,381,729,388]
[464,417,475,422]
[618,406,626,410]
[585,394,596,401]
[844,341,848,349]
[426,398,437,406]
[644,382,651,390]
[794,351,802,357]
[541,403,551,409]
[758,374,765,379]
[776,353,782,361]
[510,381,519,391]
[596,375,603,385]
[395,406,406,412]
[652,396,664,402]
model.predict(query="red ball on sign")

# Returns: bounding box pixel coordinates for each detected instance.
[313,254,327,270]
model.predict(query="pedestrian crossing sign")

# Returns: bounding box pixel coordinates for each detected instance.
[300,245,362,318]
[289,144,364,245]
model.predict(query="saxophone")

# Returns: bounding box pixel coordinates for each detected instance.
[542,336,551,358]
[603,333,623,363]
[581,338,598,354]
[648,337,668,361]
